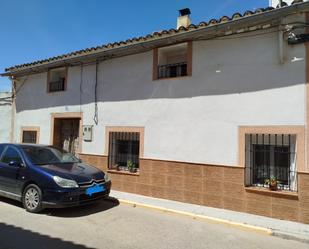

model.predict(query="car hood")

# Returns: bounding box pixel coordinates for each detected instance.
[38,163,105,184]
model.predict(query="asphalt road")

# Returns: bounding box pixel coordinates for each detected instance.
[0,197,307,249]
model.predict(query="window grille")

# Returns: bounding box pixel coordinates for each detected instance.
[245,134,297,191]
[22,131,37,144]
[158,62,187,79]
[108,132,140,171]
[49,78,65,92]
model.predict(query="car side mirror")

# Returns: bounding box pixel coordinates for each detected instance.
[8,161,24,167]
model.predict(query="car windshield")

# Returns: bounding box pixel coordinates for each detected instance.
[22,146,80,165]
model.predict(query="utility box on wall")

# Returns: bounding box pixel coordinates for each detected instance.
[83,125,93,142]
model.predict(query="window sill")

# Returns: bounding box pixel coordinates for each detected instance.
[47,90,66,94]
[154,75,192,81]
[107,169,140,176]
[245,186,298,199]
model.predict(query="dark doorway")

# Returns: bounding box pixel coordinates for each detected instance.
[53,118,80,154]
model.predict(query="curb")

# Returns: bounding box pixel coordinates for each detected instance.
[118,199,273,236]
[272,231,309,244]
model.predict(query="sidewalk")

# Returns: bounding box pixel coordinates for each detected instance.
[110,190,309,244]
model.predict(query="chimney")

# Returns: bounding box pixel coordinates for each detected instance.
[177,8,191,29]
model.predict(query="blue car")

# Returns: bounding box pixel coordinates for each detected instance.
[0,143,111,213]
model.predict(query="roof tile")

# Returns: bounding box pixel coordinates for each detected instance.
[4,1,305,73]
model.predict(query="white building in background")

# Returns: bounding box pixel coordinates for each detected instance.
[270,0,306,7]
[0,92,12,143]
[2,2,309,224]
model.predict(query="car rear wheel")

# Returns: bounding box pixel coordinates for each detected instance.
[22,184,43,213]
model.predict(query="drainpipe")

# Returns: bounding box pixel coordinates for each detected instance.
[278,28,285,64]
[278,17,286,64]
[278,0,285,64]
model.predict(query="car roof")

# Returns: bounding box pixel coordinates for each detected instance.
[0,143,51,148]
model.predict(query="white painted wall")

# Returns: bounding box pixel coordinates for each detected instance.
[13,27,306,166]
[0,92,12,143]
[270,0,307,7]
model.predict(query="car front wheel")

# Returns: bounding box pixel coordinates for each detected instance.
[22,184,43,213]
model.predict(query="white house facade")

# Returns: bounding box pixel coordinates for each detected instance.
[0,92,12,143]
[2,2,309,223]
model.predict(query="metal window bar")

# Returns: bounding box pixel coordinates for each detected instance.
[49,78,65,92]
[245,133,296,191]
[22,131,37,144]
[108,132,140,171]
[158,62,187,79]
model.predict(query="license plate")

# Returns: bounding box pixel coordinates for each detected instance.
[86,184,105,196]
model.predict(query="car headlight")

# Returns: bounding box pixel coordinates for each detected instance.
[104,173,109,182]
[53,176,79,188]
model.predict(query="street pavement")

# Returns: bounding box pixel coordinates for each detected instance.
[0,197,308,249]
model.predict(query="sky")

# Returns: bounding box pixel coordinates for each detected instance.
[0,0,269,91]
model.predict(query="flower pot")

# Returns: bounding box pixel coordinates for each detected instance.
[269,182,278,191]
[129,168,137,173]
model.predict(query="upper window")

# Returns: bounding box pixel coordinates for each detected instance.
[153,42,192,80]
[47,67,67,92]
[245,134,297,191]
[108,132,140,172]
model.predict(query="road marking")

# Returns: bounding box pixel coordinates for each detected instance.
[119,199,273,236]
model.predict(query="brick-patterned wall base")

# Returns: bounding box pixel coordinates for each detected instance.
[79,153,309,224]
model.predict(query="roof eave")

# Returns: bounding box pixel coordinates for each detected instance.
[2,2,309,78]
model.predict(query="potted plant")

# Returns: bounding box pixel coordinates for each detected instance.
[127,160,137,173]
[265,177,279,191]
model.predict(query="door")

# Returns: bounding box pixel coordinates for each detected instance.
[0,146,25,196]
[53,118,80,155]
[60,119,80,154]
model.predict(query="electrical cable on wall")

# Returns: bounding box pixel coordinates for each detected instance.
[93,60,99,125]
[80,63,83,113]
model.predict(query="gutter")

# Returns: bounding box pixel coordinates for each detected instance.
[2,2,309,77]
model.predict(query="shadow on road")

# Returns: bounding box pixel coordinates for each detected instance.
[0,196,120,218]
[0,222,95,249]
[45,197,120,217]
[0,197,23,208]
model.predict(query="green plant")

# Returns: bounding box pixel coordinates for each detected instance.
[127,160,136,171]
[265,176,280,190]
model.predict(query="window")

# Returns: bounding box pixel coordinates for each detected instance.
[153,42,192,80]
[22,146,79,165]
[245,134,297,191]
[0,144,5,158]
[21,127,39,144]
[108,132,140,171]
[47,67,67,92]
[1,147,23,165]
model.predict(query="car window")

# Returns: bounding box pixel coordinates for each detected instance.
[22,146,79,165]
[1,147,23,165]
[0,145,5,159]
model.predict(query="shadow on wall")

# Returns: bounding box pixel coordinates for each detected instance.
[15,65,305,114]
[0,222,95,249]
[14,35,306,113]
